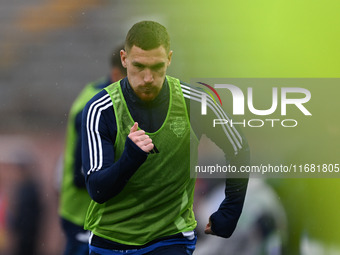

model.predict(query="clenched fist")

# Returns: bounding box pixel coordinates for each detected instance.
[204,218,216,235]
[128,122,154,153]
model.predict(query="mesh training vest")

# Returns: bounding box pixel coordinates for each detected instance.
[59,79,107,226]
[84,76,199,245]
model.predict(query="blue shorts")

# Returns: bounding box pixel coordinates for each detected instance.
[89,236,196,255]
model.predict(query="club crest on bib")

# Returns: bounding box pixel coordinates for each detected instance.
[170,117,187,138]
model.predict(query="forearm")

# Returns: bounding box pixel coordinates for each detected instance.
[85,137,148,204]
[210,146,250,238]
[210,178,249,238]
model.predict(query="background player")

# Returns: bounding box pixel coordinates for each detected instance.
[59,46,126,255]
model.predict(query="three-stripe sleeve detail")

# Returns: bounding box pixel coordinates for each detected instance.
[181,84,243,154]
[86,93,113,175]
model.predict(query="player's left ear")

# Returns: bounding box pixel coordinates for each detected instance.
[167,50,173,66]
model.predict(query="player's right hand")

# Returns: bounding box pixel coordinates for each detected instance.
[128,122,154,153]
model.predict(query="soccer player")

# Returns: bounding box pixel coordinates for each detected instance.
[82,21,249,255]
[59,46,126,255]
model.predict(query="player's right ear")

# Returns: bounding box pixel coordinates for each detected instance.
[120,49,127,68]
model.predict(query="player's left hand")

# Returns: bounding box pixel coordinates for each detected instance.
[204,218,216,235]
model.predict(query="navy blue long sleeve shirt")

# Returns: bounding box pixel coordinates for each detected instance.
[73,77,113,188]
[82,77,249,238]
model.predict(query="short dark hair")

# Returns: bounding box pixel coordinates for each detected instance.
[110,44,126,75]
[125,21,170,53]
